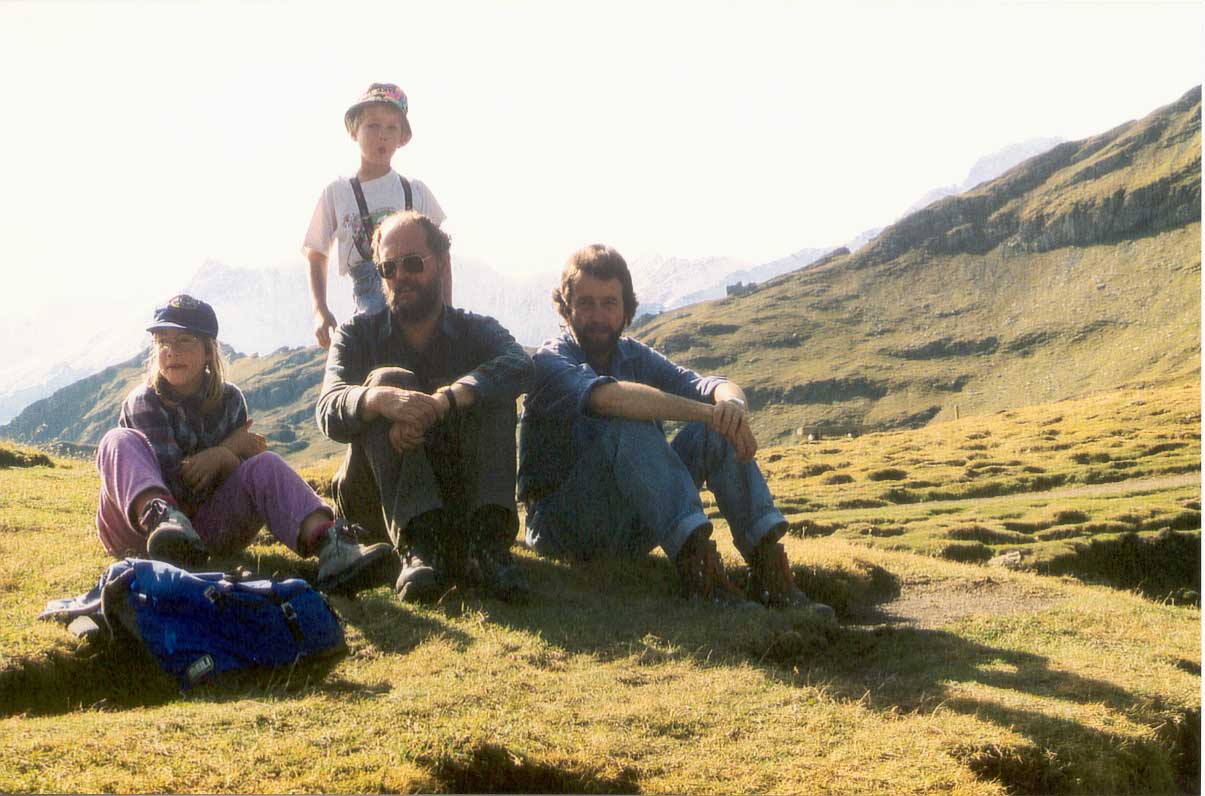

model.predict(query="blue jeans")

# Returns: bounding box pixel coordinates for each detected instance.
[526,420,787,562]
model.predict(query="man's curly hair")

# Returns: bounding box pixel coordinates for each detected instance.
[552,244,639,327]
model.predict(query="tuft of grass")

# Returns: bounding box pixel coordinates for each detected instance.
[937,542,994,563]
[867,468,909,481]
[0,443,55,470]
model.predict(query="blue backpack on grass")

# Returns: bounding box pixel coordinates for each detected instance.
[40,559,346,690]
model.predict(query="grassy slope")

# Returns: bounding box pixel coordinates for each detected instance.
[637,87,1201,445]
[755,379,1201,595]
[639,223,1200,445]
[0,379,1199,793]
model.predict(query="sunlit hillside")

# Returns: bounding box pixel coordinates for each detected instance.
[639,87,1201,443]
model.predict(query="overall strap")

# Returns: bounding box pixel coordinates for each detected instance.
[399,174,412,211]
[349,177,375,261]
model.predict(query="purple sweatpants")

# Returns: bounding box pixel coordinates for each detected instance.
[95,427,328,558]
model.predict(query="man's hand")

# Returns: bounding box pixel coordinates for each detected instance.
[181,446,239,495]
[222,420,267,459]
[388,420,426,453]
[709,398,758,463]
[367,387,443,435]
[314,306,338,349]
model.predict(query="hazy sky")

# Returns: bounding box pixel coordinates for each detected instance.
[0,0,1200,338]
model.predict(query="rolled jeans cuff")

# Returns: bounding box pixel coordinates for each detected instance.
[746,510,789,552]
[663,509,711,561]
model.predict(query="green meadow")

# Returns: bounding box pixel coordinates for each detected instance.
[0,380,1199,794]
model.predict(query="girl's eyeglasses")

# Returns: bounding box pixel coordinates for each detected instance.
[153,334,203,353]
[376,254,436,279]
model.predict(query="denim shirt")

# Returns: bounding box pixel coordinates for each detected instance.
[517,331,727,504]
[316,305,534,443]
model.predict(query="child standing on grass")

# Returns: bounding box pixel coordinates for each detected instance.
[303,82,448,348]
[94,295,395,594]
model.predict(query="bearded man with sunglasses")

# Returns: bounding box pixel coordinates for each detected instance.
[317,211,534,603]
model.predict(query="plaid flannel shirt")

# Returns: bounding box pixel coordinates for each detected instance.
[118,381,249,508]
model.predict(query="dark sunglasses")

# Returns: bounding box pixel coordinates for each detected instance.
[376,254,436,278]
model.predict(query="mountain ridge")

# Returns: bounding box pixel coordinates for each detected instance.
[636,86,1201,441]
[3,88,1198,458]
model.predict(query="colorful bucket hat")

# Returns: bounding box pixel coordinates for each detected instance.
[344,82,412,145]
[147,294,219,339]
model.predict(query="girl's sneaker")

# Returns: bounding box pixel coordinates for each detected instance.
[141,498,208,569]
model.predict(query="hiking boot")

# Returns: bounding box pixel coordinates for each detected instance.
[675,525,756,607]
[472,506,530,602]
[747,535,836,620]
[396,547,444,603]
[314,519,397,595]
[395,510,463,603]
[142,498,207,569]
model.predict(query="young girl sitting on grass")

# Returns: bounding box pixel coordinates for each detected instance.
[94,294,394,594]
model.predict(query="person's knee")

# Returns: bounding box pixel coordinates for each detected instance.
[365,367,421,390]
[240,450,289,478]
[98,427,147,454]
[606,418,666,446]
[96,427,153,470]
[673,421,734,460]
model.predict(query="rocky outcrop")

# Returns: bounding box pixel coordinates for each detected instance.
[746,377,891,410]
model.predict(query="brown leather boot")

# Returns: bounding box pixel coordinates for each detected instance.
[675,526,754,606]
[747,537,835,620]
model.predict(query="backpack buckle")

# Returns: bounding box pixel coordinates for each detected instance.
[280,601,305,643]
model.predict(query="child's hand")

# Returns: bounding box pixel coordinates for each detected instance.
[181,447,240,494]
[315,307,339,349]
[223,420,268,459]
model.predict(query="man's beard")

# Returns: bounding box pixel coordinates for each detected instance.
[388,275,443,323]
[573,321,621,358]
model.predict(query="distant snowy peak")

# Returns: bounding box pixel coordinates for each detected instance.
[906,136,1066,215]
[961,137,1065,191]
[628,254,755,312]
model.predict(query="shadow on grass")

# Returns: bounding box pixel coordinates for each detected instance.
[1039,529,1201,604]
[418,741,641,794]
[0,629,391,719]
[753,614,1200,795]
[0,633,177,717]
[478,552,1198,795]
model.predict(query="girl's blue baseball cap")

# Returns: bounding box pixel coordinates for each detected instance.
[147,295,219,339]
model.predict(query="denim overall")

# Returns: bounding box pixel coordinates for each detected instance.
[349,258,387,315]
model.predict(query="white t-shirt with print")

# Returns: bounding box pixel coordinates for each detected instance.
[303,170,446,276]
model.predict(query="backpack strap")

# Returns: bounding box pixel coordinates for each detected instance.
[349,175,412,261]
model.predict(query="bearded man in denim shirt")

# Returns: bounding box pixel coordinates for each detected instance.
[519,244,832,616]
